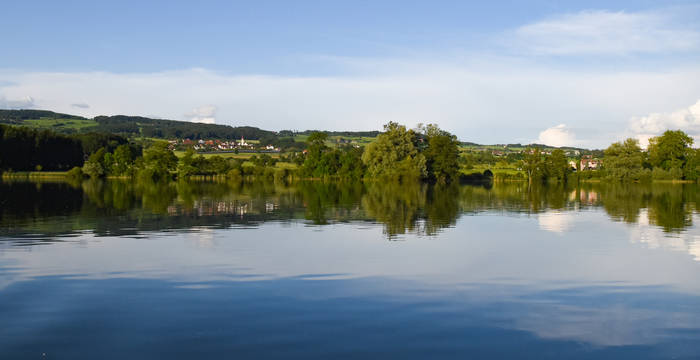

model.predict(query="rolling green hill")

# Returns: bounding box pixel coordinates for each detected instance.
[0,109,276,140]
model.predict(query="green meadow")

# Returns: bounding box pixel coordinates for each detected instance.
[23,117,98,131]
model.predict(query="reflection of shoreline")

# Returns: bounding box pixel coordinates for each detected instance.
[2,180,700,240]
[167,200,279,217]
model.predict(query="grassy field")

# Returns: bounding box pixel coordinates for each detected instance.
[460,163,523,176]
[174,151,283,159]
[290,135,376,147]
[22,117,98,131]
[240,161,298,170]
[1,171,68,179]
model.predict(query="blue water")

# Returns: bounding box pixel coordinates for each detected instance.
[1,182,700,359]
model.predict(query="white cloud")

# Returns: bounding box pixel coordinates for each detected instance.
[537,124,576,147]
[0,95,34,109]
[627,99,700,147]
[185,105,217,124]
[513,10,700,55]
[630,209,700,262]
[538,211,574,233]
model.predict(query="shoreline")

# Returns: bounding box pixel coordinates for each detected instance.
[1,170,698,185]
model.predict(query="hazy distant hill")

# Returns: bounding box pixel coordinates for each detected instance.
[460,141,593,153]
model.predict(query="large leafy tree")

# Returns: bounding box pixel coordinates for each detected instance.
[604,138,645,181]
[110,144,138,176]
[544,149,570,182]
[82,148,107,178]
[521,148,545,184]
[337,146,365,179]
[301,132,329,177]
[139,141,178,180]
[362,122,426,181]
[177,148,200,177]
[647,130,693,171]
[420,124,460,183]
[683,148,700,181]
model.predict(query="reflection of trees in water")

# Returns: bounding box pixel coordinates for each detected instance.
[598,184,648,224]
[3,179,700,239]
[646,185,695,232]
[0,180,84,238]
[457,182,577,214]
[423,185,460,236]
[597,183,699,232]
[298,181,459,237]
[456,182,697,233]
[362,181,426,237]
[297,181,365,225]
[82,178,176,214]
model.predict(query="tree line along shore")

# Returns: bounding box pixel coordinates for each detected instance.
[1,120,699,184]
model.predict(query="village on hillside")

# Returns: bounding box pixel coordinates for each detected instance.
[168,137,280,153]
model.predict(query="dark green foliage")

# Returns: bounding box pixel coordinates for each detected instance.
[177,149,200,178]
[110,144,141,176]
[0,124,133,172]
[0,124,83,171]
[251,154,278,167]
[461,151,498,167]
[337,146,365,179]
[66,166,84,180]
[272,137,307,151]
[301,132,329,177]
[82,148,107,178]
[422,125,460,183]
[138,142,178,181]
[0,109,86,124]
[93,115,276,140]
[602,131,697,182]
[72,132,128,155]
[283,129,381,138]
[459,171,493,184]
[544,149,571,182]
[300,131,365,179]
[361,122,426,182]
[522,148,545,184]
[603,138,650,182]
[178,149,242,178]
[682,149,700,181]
[647,130,693,171]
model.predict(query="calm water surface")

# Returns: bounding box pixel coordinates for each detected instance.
[1,180,699,359]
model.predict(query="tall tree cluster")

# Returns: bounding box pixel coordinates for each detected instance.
[361,122,460,183]
[300,132,365,179]
[0,124,85,171]
[604,138,646,182]
[520,148,572,184]
[604,130,700,181]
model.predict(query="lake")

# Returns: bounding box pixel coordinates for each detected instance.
[1,179,699,359]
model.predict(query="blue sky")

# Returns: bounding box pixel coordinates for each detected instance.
[2,0,700,147]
